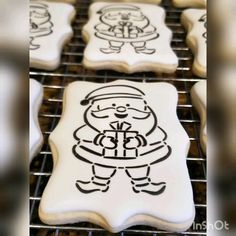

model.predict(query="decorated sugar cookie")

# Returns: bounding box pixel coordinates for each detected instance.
[39,80,195,232]
[30,79,44,163]
[213,0,236,60]
[30,1,76,70]
[82,3,178,74]
[46,0,76,4]
[191,80,207,154]
[93,0,162,4]
[172,0,206,8]
[181,9,207,78]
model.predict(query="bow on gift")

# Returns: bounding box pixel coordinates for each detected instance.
[108,121,147,150]
[109,121,132,131]
[112,22,142,38]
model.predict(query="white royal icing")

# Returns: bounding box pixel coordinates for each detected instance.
[82,2,178,73]
[172,0,206,8]
[30,0,75,70]
[30,79,44,163]
[191,80,207,154]
[181,9,207,78]
[39,80,195,232]
[93,0,162,4]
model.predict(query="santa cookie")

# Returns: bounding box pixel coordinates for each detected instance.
[30,1,76,70]
[82,3,178,74]
[93,0,161,4]
[191,80,207,154]
[39,80,195,232]
[172,0,206,8]
[30,79,44,163]
[46,0,76,4]
[213,0,236,60]
[181,9,207,78]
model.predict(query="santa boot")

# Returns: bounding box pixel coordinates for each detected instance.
[100,46,121,54]
[76,176,111,193]
[135,47,155,55]
[76,165,116,193]
[126,166,166,195]
[130,177,166,195]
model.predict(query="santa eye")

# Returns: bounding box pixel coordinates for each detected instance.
[97,105,100,110]
[112,103,116,107]
[126,104,130,107]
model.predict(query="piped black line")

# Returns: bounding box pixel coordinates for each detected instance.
[140,145,165,156]
[92,181,107,187]
[150,141,162,146]
[72,145,92,164]
[145,106,157,136]
[135,182,150,187]
[84,85,145,100]
[75,182,100,194]
[141,185,166,195]
[80,145,103,157]
[150,145,172,165]
[73,125,86,141]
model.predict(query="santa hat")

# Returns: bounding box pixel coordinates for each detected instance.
[97,4,140,14]
[30,2,48,10]
[80,84,145,106]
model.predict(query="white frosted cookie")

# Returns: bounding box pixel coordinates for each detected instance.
[30,1,76,70]
[46,0,76,4]
[82,3,178,74]
[93,0,161,4]
[213,0,236,60]
[172,0,206,8]
[181,9,207,78]
[30,79,44,163]
[39,80,195,232]
[0,63,20,173]
[191,80,207,154]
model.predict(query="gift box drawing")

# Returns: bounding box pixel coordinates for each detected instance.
[95,121,147,159]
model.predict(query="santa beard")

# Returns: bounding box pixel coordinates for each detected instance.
[85,106,157,136]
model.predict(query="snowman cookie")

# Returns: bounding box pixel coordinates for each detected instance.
[172,0,206,8]
[39,80,195,232]
[30,1,76,70]
[30,79,44,163]
[191,80,207,154]
[82,3,178,74]
[181,9,207,78]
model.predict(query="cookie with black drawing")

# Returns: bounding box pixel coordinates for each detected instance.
[181,9,207,78]
[82,3,178,74]
[30,1,76,70]
[191,80,207,154]
[172,0,206,8]
[93,0,162,4]
[46,0,76,4]
[213,0,236,60]
[30,79,44,163]
[39,80,195,233]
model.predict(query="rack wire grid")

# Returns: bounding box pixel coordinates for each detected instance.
[30,0,207,235]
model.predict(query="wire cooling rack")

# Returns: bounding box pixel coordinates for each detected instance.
[29,0,206,235]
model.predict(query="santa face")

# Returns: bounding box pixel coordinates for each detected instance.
[100,9,149,28]
[30,5,52,36]
[85,97,157,136]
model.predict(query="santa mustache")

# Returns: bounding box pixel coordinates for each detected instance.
[91,106,151,119]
